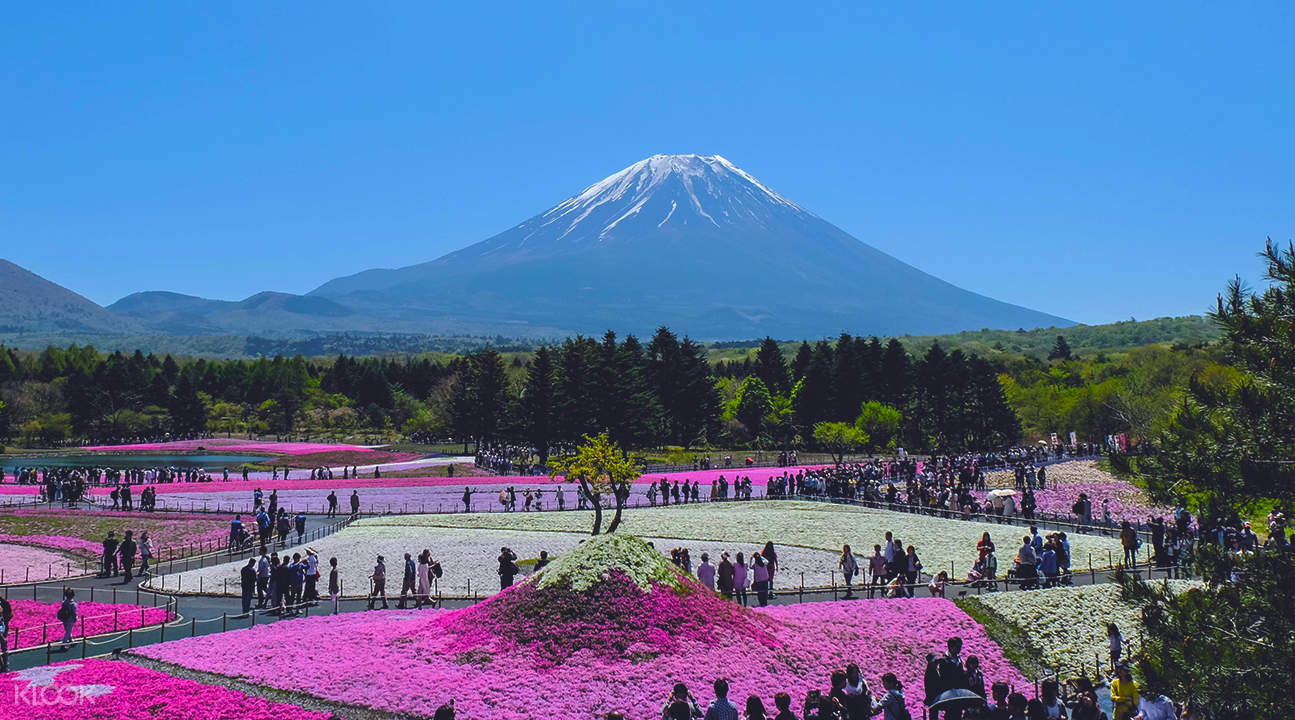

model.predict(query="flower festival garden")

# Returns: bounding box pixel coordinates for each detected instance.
[0,457,1162,719]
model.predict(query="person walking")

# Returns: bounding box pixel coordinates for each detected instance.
[1120,522,1139,567]
[256,549,271,608]
[295,512,307,543]
[751,553,770,607]
[328,557,341,614]
[417,550,432,608]
[350,490,360,518]
[868,545,887,599]
[839,544,859,599]
[240,558,257,614]
[498,547,519,590]
[697,552,716,590]
[304,547,320,602]
[102,531,119,577]
[904,545,922,597]
[762,541,778,598]
[57,588,78,647]
[138,532,154,577]
[368,555,389,610]
[327,491,338,518]
[398,552,417,609]
[119,530,137,583]
[1110,663,1139,720]
[717,552,735,599]
[462,487,472,512]
[871,673,906,720]
[733,552,749,606]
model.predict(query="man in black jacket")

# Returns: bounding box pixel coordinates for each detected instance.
[119,531,138,582]
[102,531,119,577]
[240,558,257,614]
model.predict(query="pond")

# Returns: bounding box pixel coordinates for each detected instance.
[0,454,269,469]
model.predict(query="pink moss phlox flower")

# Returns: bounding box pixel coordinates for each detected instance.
[0,658,335,719]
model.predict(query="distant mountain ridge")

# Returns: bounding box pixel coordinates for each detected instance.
[0,259,140,334]
[3,154,1072,341]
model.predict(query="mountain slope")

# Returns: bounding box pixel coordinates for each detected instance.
[0,259,140,334]
[312,154,1070,338]
[107,290,363,336]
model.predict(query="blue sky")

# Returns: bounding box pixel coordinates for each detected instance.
[2,3,1290,325]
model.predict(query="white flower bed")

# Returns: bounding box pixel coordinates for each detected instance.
[969,580,1200,673]
[392,501,1127,575]
[145,502,1126,599]
[143,523,842,598]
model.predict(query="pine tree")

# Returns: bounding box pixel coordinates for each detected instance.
[734,376,774,439]
[753,337,790,397]
[1123,239,1295,718]
[521,346,556,464]
[1048,335,1073,361]
[794,341,835,429]
[791,341,813,382]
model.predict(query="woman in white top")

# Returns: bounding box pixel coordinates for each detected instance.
[416,550,432,609]
[839,544,859,599]
[733,552,749,606]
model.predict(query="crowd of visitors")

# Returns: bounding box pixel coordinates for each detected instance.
[546,634,1184,719]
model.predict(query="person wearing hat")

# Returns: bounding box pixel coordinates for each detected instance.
[1239,522,1258,551]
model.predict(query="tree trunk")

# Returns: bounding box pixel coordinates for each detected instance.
[584,480,603,535]
[606,487,627,534]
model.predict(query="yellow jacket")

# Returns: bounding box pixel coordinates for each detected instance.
[1110,677,1139,720]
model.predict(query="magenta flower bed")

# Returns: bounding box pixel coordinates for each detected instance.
[0,544,79,583]
[974,480,1174,522]
[81,439,373,455]
[138,561,1026,718]
[0,534,101,556]
[0,659,335,719]
[7,600,172,650]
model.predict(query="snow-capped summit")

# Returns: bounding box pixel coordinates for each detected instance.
[520,154,808,245]
[309,154,1071,339]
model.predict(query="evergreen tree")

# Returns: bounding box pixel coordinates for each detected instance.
[1048,335,1073,360]
[672,338,721,447]
[879,338,911,407]
[169,373,208,434]
[833,332,865,420]
[734,376,774,439]
[753,337,790,397]
[793,341,835,430]
[791,341,813,382]
[1123,239,1295,718]
[520,346,556,463]
[555,337,600,442]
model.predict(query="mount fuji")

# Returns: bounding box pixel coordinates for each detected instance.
[308,154,1070,338]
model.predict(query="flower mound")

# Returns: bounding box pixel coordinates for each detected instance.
[444,534,780,664]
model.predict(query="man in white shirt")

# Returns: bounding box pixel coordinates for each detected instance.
[1134,693,1176,720]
